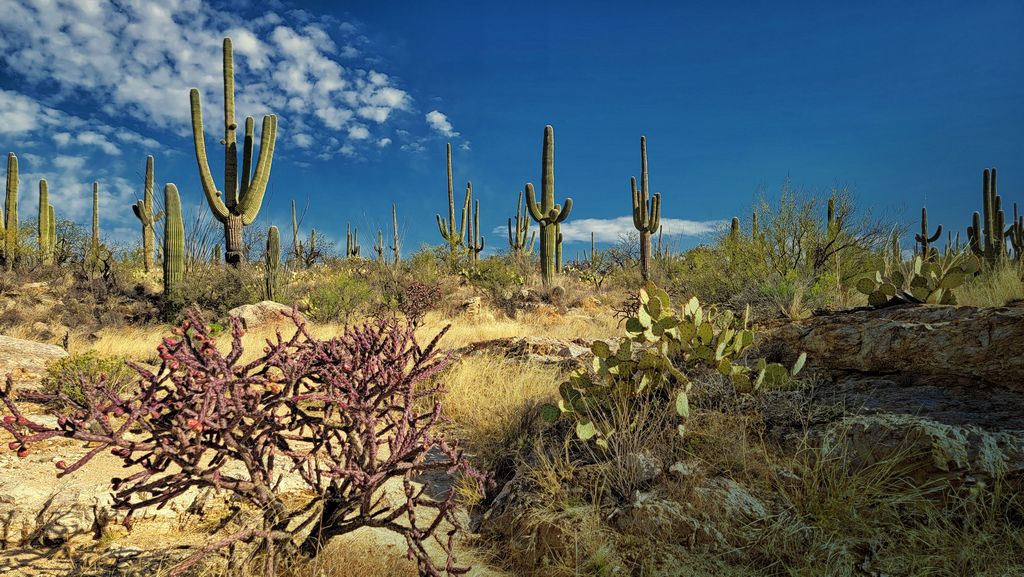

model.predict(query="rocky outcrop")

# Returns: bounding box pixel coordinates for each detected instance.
[765,304,1024,390]
[455,336,594,367]
[0,336,67,391]
[226,301,305,331]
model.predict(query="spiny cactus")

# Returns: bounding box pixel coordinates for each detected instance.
[507,187,536,257]
[631,136,661,281]
[914,206,941,261]
[3,153,18,269]
[525,125,573,286]
[467,186,484,263]
[436,143,470,254]
[346,224,360,258]
[38,179,51,264]
[191,37,278,266]
[265,225,280,301]
[968,168,1007,265]
[163,184,184,299]
[131,156,163,274]
[391,203,400,265]
[91,181,100,254]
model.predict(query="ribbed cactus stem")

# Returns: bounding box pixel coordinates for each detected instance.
[914,206,942,260]
[163,184,185,298]
[191,37,278,266]
[391,203,400,264]
[631,136,661,281]
[555,222,563,273]
[435,143,469,254]
[508,187,536,257]
[91,181,100,253]
[591,231,597,262]
[131,156,162,274]
[47,205,55,260]
[467,184,484,262]
[38,179,49,264]
[4,153,17,270]
[265,225,280,301]
[373,228,384,263]
[525,125,573,286]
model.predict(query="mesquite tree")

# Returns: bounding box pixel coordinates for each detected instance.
[1,310,485,576]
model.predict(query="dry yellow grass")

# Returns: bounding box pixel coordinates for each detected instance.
[957,260,1024,307]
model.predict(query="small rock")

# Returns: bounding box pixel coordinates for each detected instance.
[227,301,305,331]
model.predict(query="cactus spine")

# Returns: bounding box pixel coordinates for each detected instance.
[968,168,1007,265]
[38,179,50,264]
[346,224,360,257]
[4,153,17,269]
[436,143,470,254]
[467,185,484,263]
[390,203,400,264]
[914,206,942,260]
[265,225,280,301]
[508,187,536,257]
[131,156,163,274]
[163,184,184,298]
[191,38,279,266]
[525,125,573,286]
[91,181,100,253]
[631,136,661,281]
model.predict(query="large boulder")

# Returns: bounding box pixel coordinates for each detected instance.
[227,301,305,331]
[0,335,67,391]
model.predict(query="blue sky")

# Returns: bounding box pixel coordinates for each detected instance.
[1,0,1022,255]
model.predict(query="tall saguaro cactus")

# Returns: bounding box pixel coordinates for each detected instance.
[91,182,100,254]
[47,205,55,262]
[38,180,51,264]
[3,153,18,269]
[163,184,185,299]
[436,143,470,254]
[507,187,536,257]
[390,203,400,265]
[131,156,163,274]
[914,206,942,260]
[467,186,484,263]
[631,136,661,281]
[346,224,360,257]
[968,167,1007,265]
[265,225,280,301]
[191,37,279,266]
[525,125,573,286]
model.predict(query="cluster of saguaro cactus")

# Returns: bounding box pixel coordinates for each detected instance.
[526,125,573,286]
[131,156,163,274]
[191,38,278,266]
[631,136,661,281]
[265,225,280,300]
[968,168,1007,265]
[467,184,484,263]
[163,184,184,298]
[914,207,941,260]
[507,188,536,257]
[436,144,471,255]
[37,180,55,264]
[3,153,18,269]
[346,224,360,257]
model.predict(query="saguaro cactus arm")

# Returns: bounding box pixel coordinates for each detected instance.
[237,114,278,225]
[190,88,230,222]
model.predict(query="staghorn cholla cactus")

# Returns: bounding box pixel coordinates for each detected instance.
[265,225,280,301]
[346,223,360,258]
[38,179,53,264]
[968,168,1007,265]
[3,152,18,269]
[131,156,164,274]
[436,143,470,255]
[507,187,536,257]
[631,136,661,281]
[526,125,573,286]
[467,185,484,263]
[163,184,184,299]
[914,206,941,260]
[0,310,486,577]
[191,38,278,266]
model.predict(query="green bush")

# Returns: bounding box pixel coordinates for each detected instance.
[163,263,261,320]
[41,351,136,407]
[307,271,373,324]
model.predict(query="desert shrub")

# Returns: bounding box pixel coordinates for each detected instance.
[399,280,442,327]
[307,271,372,324]
[40,351,135,407]
[404,246,448,287]
[163,263,261,320]
[0,310,486,577]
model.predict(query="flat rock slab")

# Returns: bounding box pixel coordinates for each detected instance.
[0,336,67,391]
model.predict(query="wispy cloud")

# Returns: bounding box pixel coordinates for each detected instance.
[425,110,458,137]
[494,216,726,243]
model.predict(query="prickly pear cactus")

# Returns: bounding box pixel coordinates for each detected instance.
[856,252,979,307]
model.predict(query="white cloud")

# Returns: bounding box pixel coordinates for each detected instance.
[348,125,370,140]
[377,137,392,147]
[494,216,726,243]
[425,110,458,137]
[293,133,314,148]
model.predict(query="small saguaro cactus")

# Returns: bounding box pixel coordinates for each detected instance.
[3,152,18,269]
[390,203,401,265]
[507,187,536,257]
[914,206,942,260]
[525,125,573,286]
[968,168,1008,265]
[38,179,50,264]
[131,156,164,274]
[590,231,599,263]
[91,181,100,254]
[1007,202,1023,260]
[163,184,185,299]
[729,217,740,241]
[631,136,661,281]
[436,143,470,255]
[467,187,484,263]
[191,37,279,266]
[373,228,385,263]
[265,225,280,301]
[346,224,360,258]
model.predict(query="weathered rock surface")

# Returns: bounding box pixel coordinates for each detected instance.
[226,301,305,331]
[0,335,67,391]
[765,303,1024,389]
[455,336,593,367]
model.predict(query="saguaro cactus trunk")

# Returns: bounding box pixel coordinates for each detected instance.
[131,156,163,274]
[525,125,573,286]
[436,143,470,255]
[191,38,278,266]
[163,184,185,298]
[3,153,18,270]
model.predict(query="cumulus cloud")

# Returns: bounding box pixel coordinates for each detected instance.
[425,110,458,137]
[494,216,726,243]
